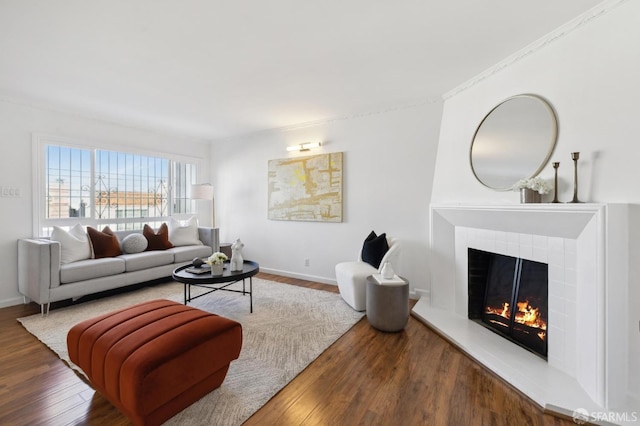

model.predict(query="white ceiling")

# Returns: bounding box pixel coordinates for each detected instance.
[0,0,604,141]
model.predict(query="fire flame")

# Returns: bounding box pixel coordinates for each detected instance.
[486,302,510,318]
[485,299,547,340]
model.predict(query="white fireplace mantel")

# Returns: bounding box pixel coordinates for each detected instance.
[412,203,633,421]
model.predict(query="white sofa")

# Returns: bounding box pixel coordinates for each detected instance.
[18,227,219,315]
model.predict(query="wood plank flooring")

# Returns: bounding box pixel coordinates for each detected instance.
[0,273,575,425]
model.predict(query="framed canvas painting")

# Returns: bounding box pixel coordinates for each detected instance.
[268,152,342,222]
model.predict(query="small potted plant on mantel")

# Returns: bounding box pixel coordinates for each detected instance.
[514,177,551,203]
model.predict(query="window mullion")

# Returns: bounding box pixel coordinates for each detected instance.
[90,149,96,221]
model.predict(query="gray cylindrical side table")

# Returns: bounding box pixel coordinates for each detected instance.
[365,275,409,332]
[219,243,232,259]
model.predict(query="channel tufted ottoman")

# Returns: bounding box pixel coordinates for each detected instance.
[67,299,242,426]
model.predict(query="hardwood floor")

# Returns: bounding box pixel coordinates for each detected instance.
[0,273,575,426]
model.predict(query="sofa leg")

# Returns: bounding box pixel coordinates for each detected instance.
[40,303,50,317]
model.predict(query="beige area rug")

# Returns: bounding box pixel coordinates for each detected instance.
[18,278,364,425]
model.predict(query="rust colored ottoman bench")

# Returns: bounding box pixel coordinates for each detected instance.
[67,299,242,426]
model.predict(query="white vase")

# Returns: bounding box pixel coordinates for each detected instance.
[211,263,224,276]
[381,262,394,279]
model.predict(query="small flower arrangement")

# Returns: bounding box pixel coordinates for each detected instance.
[205,252,228,266]
[513,177,551,195]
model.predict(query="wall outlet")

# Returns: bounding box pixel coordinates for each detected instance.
[304,258,310,267]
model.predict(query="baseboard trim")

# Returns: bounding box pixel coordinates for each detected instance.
[260,268,337,286]
[414,288,430,300]
[0,296,26,309]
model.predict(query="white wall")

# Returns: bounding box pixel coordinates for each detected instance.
[432,0,640,403]
[210,102,442,295]
[433,1,640,205]
[0,99,210,308]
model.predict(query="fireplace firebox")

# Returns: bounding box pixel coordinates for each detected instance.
[468,248,548,359]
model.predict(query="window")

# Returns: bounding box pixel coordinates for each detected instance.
[46,145,92,219]
[173,161,197,215]
[36,138,200,236]
[93,150,170,221]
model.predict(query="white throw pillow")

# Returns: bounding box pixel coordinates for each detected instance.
[168,216,202,246]
[121,233,148,254]
[51,224,92,264]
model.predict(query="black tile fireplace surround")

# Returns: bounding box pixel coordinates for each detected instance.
[468,248,549,359]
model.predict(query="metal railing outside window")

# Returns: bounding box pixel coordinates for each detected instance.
[40,143,198,236]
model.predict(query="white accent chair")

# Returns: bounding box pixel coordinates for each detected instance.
[335,237,401,311]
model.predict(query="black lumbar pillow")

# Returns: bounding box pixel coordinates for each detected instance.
[361,231,389,269]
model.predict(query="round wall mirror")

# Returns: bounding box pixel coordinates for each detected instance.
[470,94,558,190]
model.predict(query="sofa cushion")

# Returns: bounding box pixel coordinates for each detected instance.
[169,217,202,247]
[87,226,122,258]
[361,231,389,269]
[144,223,174,251]
[119,251,175,272]
[121,233,148,254]
[60,257,126,284]
[169,245,214,263]
[51,224,92,264]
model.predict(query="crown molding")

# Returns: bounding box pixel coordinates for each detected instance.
[0,92,211,141]
[1,90,442,145]
[209,95,442,143]
[443,0,630,100]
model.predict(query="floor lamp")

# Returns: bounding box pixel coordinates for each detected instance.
[191,183,215,228]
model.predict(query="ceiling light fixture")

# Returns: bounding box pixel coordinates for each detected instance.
[286,141,322,152]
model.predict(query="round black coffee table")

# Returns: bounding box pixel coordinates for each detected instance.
[172,260,259,313]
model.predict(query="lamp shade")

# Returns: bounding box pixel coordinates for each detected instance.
[191,183,214,200]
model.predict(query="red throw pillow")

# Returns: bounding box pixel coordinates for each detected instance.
[87,226,122,258]
[143,223,174,251]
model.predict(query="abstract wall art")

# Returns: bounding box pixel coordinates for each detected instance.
[268,152,343,222]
